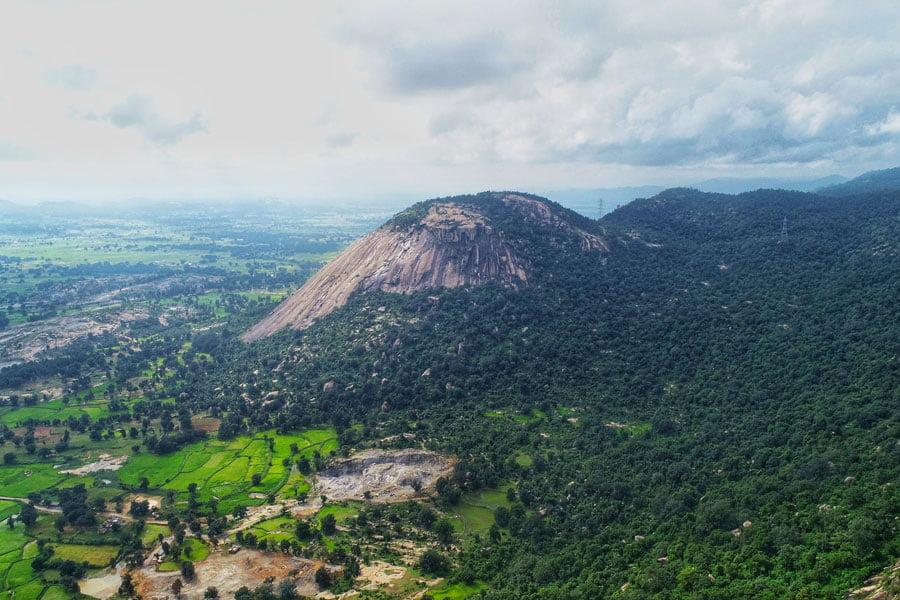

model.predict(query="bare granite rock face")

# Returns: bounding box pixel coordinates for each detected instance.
[241,201,528,341]
[242,193,608,341]
[847,561,900,600]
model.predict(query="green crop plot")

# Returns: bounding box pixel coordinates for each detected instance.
[117,428,337,510]
[316,503,359,527]
[0,464,69,498]
[51,544,118,567]
[0,502,19,522]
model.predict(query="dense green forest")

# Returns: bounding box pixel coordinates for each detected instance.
[168,188,899,598]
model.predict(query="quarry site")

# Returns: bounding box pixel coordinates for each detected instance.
[316,448,455,503]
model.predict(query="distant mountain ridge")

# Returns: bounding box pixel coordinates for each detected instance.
[543,174,849,216]
[816,166,900,196]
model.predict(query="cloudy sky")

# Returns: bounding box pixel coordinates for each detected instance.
[1,0,899,203]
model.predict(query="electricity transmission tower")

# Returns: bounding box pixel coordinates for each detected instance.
[596,197,605,219]
[780,217,788,243]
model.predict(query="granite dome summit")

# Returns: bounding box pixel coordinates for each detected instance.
[241,192,607,341]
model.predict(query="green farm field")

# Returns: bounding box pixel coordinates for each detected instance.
[117,428,337,511]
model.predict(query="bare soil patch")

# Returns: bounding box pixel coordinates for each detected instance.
[316,449,454,503]
[133,548,325,600]
[191,416,221,433]
[60,454,128,475]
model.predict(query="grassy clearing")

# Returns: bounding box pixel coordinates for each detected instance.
[606,421,651,435]
[514,451,533,467]
[158,537,209,571]
[316,503,360,527]
[428,581,486,599]
[448,485,512,536]
[140,524,170,546]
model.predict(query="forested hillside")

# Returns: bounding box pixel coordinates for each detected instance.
[178,189,899,598]
[817,167,900,197]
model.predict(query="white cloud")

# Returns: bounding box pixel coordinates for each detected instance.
[102,95,207,146]
[45,64,98,91]
[0,0,898,202]
[867,110,900,135]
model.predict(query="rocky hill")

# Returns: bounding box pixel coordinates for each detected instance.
[242,192,606,341]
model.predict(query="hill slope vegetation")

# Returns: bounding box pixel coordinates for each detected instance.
[205,188,900,599]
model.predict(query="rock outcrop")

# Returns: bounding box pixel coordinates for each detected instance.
[242,192,605,341]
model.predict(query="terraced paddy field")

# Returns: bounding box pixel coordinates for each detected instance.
[117,428,337,512]
[0,523,45,600]
[246,516,296,543]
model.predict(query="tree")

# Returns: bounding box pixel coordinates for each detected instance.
[434,518,454,546]
[277,579,296,600]
[489,523,501,544]
[129,500,150,517]
[204,586,219,599]
[234,587,251,600]
[171,579,183,597]
[418,549,450,576]
[180,561,195,580]
[315,566,331,589]
[321,514,336,535]
[494,506,510,528]
[251,473,262,486]
[118,573,136,597]
[3,453,14,465]
[19,503,37,527]
[294,520,312,540]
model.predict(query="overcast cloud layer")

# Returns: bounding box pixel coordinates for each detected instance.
[1,0,899,203]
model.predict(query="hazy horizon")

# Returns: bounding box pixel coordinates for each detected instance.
[2,1,899,204]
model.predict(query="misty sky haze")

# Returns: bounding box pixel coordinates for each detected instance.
[1,0,899,204]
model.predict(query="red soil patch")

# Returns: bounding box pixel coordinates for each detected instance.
[191,417,221,433]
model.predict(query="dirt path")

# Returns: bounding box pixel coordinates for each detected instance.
[227,497,322,535]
